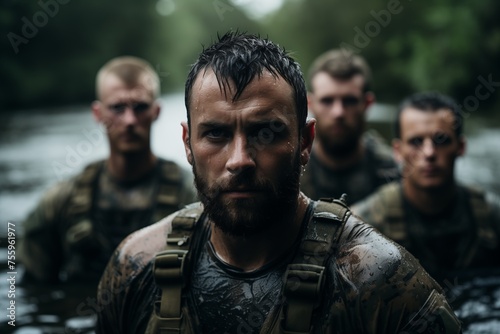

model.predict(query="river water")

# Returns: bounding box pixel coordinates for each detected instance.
[1,93,499,333]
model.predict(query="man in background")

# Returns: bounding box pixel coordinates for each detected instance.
[19,56,196,283]
[352,91,500,279]
[301,50,399,204]
[96,33,461,334]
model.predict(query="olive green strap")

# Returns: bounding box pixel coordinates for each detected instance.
[271,197,349,334]
[153,250,187,334]
[151,203,203,334]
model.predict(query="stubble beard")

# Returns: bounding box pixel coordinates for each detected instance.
[192,152,301,238]
[316,121,364,159]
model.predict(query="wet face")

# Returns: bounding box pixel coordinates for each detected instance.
[92,74,160,154]
[308,73,372,157]
[183,69,312,237]
[394,107,465,191]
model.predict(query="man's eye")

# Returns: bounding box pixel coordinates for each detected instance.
[319,97,334,106]
[433,134,452,146]
[206,129,229,139]
[108,104,126,113]
[132,102,151,113]
[342,96,361,107]
[409,138,423,147]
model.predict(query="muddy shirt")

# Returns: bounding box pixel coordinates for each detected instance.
[96,201,462,334]
[352,182,500,279]
[19,159,196,283]
[300,131,399,205]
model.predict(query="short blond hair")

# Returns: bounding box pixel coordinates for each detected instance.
[96,56,160,99]
[308,49,372,93]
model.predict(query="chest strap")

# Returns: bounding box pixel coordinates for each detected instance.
[274,196,350,334]
[151,197,350,334]
[152,203,204,334]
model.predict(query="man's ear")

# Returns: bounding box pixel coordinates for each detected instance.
[300,119,316,166]
[153,101,161,121]
[91,101,102,123]
[307,92,317,117]
[392,138,403,164]
[182,122,193,165]
[364,91,376,111]
[457,135,466,157]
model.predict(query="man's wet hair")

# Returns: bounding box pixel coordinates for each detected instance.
[96,56,160,100]
[307,49,372,93]
[394,91,463,139]
[185,31,308,132]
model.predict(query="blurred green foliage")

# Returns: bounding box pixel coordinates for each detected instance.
[1,0,499,112]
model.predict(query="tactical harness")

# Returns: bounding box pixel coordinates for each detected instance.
[373,183,497,269]
[149,196,351,334]
[65,159,185,253]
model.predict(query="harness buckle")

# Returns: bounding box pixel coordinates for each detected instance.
[284,263,325,305]
[153,250,188,287]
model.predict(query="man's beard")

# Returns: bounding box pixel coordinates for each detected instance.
[316,121,364,158]
[192,151,301,238]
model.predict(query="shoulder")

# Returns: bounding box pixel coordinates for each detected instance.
[103,212,175,281]
[335,214,440,300]
[98,202,204,293]
[157,158,188,182]
[362,130,395,163]
[157,158,197,205]
[332,215,461,332]
[351,181,401,225]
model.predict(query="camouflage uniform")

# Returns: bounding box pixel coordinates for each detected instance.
[19,158,196,283]
[300,131,399,204]
[352,181,500,278]
[96,199,461,334]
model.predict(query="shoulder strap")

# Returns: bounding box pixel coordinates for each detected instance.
[153,159,185,222]
[270,196,350,334]
[64,161,103,247]
[150,203,204,334]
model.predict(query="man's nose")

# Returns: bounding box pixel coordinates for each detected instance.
[121,107,138,125]
[226,135,256,174]
[422,138,436,158]
[329,99,346,118]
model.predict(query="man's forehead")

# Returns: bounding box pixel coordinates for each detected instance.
[311,72,365,94]
[99,73,154,100]
[400,107,457,133]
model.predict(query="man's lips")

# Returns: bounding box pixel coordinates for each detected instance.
[420,166,440,176]
[221,189,263,198]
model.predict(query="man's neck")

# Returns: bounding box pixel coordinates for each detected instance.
[106,150,157,182]
[313,140,364,171]
[403,180,458,216]
[209,193,310,272]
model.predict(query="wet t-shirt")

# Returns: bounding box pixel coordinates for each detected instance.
[189,215,308,334]
[96,201,463,334]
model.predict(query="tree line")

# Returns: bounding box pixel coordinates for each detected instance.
[2,0,499,114]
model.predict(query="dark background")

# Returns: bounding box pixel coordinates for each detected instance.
[2,0,500,115]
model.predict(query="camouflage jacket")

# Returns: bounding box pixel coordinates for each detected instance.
[96,200,462,334]
[351,181,500,278]
[19,158,196,283]
[300,131,399,205]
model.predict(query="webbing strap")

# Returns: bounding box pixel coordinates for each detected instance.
[283,264,325,333]
[276,197,349,334]
[153,250,187,334]
[151,203,204,334]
